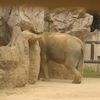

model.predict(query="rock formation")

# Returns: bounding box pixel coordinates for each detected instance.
[44,7,93,41]
[0,6,44,89]
[0,30,41,89]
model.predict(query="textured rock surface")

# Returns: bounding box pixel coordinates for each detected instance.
[22,30,41,84]
[8,6,44,34]
[0,6,12,46]
[44,7,93,41]
[0,46,19,89]
[0,30,41,89]
[0,6,44,89]
[15,30,41,87]
[0,5,44,46]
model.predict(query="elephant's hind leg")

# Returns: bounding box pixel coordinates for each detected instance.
[65,56,83,84]
[40,52,50,81]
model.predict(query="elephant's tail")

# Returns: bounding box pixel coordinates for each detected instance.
[80,41,84,75]
[77,39,84,75]
[81,41,84,60]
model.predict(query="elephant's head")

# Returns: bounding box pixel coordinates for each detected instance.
[21,30,42,43]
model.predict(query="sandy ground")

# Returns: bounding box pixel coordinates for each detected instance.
[0,78,100,100]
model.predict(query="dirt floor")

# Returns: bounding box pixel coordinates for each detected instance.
[0,78,100,100]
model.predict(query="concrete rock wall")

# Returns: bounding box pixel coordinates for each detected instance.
[0,6,44,89]
[44,7,93,40]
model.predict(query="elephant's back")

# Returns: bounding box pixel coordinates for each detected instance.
[41,32,82,50]
[42,32,70,46]
[40,32,69,56]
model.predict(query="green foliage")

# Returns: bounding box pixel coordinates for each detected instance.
[83,66,100,78]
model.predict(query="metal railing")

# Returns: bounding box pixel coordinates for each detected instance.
[84,40,100,63]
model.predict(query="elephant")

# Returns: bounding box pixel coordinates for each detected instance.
[39,32,84,84]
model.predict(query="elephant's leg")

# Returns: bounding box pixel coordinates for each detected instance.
[38,66,43,80]
[65,56,83,84]
[41,61,50,81]
[40,53,50,81]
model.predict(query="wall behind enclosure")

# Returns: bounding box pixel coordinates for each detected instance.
[44,8,93,41]
[0,6,44,89]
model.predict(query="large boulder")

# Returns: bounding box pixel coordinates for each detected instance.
[21,30,41,84]
[0,29,41,89]
[0,46,19,89]
[0,5,44,46]
[0,6,44,89]
[44,7,93,41]
[8,6,44,34]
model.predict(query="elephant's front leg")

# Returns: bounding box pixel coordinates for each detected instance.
[40,54,50,81]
